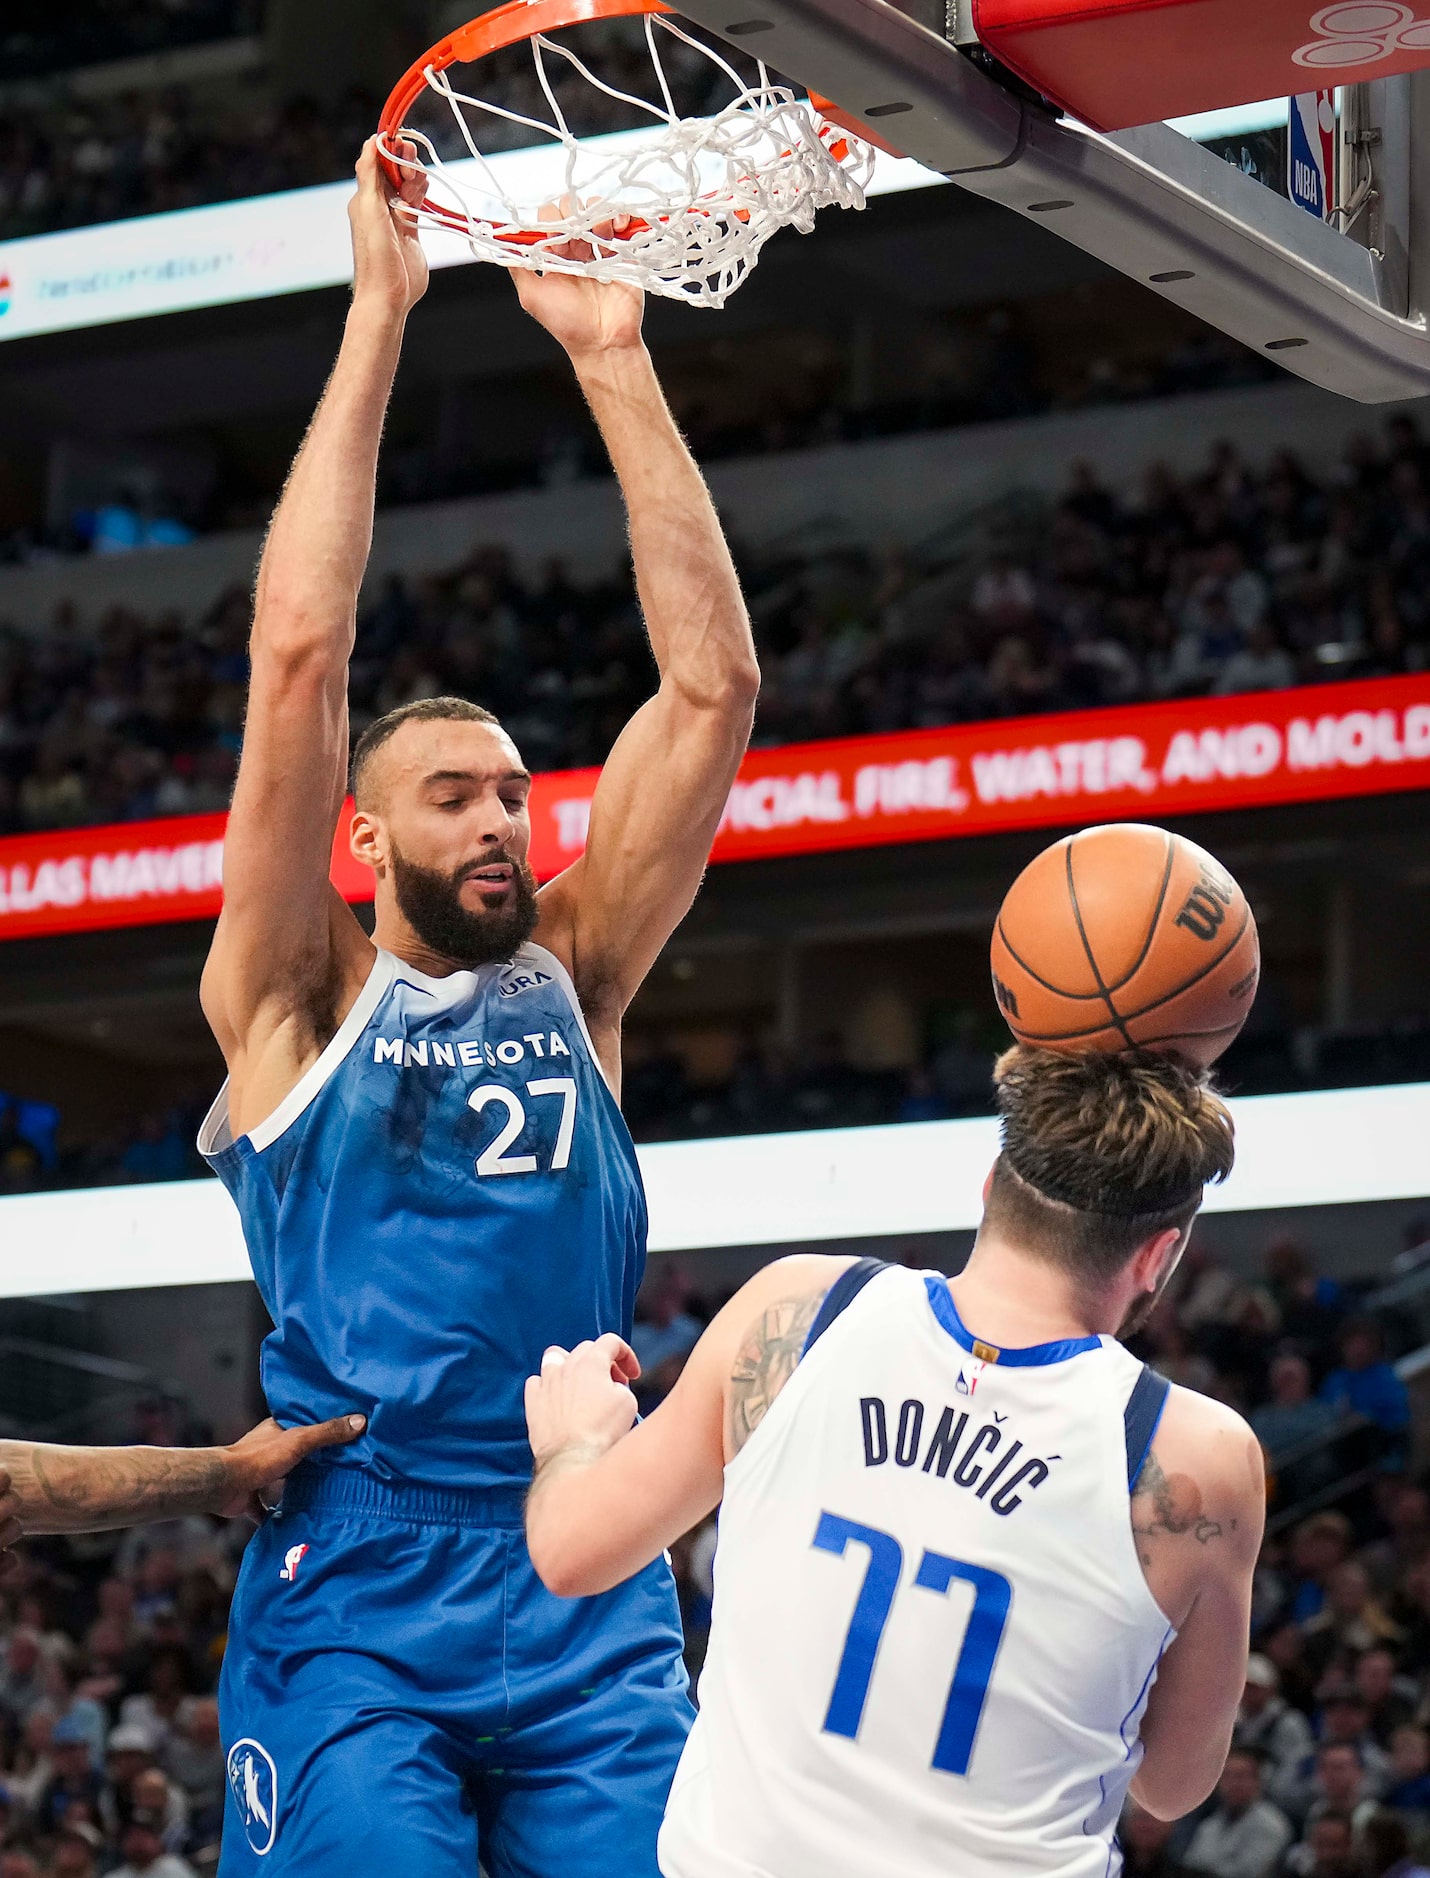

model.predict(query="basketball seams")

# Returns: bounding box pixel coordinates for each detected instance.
[1106,831,1176,995]
[995,916,1110,1004]
[1065,838,1136,1050]
[1116,905,1254,1025]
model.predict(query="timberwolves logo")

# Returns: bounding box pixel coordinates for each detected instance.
[227,1739,278,1856]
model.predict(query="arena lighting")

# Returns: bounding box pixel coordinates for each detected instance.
[0,103,1278,344]
[0,1081,1425,1300]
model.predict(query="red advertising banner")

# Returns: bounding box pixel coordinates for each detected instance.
[1,674,1427,944]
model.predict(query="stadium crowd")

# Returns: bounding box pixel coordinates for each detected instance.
[0,1230,1426,1875]
[2,419,1429,843]
[0,1,255,86]
[0,25,771,243]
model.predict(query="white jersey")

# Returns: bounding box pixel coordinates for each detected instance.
[660,1265,1175,1878]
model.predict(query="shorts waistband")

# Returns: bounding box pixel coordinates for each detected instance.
[279,1462,528,1530]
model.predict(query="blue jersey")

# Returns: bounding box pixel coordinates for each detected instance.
[200,943,647,1489]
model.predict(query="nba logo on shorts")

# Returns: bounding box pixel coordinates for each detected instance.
[279,1543,309,1582]
[227,1739,279,1856]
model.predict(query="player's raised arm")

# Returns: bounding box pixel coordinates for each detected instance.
[524,1256,853,1596]
[200,140,427,1129]
[515,265,760,1079]
[1128,1389,1266,1820]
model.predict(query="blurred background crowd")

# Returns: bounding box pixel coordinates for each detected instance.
[4,419,1428,843]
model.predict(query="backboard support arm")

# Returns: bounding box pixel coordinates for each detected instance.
[674,0,1430,403]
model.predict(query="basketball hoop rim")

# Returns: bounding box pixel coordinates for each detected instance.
[374,0,881,276]
[378,0,676,179]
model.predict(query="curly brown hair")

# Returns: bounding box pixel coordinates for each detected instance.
[983,1045,1235,1282]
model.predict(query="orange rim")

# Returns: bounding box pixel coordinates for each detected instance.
[379,0,675,216]
[377,0,853,253]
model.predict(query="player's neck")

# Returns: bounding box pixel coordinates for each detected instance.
[947,1235,1125,1346]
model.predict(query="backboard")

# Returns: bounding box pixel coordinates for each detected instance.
[667,0,1430,402]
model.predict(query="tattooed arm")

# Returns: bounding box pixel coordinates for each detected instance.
[1128,1386,1266,1821]
[0,1412,365,1546]
[523,1255,854,1597]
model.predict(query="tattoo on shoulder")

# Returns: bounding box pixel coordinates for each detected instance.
[1131,1448,1224,1561]
[727,1290,825,1456]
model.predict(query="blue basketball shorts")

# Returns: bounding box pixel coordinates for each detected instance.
[217,1465,694,1877]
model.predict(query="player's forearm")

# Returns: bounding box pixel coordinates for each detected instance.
[252,302,408,662]
[0,1439,234,1535]
[526,1440,655,1596]
[571,344,758,704]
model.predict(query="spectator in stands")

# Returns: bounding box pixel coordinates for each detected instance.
[33,1713,104,1838]
[1319,1320,1412,1460]
[1182,1747,1293,1878]
[1118,1802,1183,1878]
[630,1263,704,1398]
[1253,1352,1343,1505]
[1294,1741,1381,1836]
[1283,1513,1357,1626]
[1234,1654,1315,1786]
[109,1815,196,1878]
[161,1696,223,1834]
[0,1631,49,1726]
[1384,1724,1430,1816]
[1285,1810,1358,1878]
[49,1822,102,1878]
[1358,1810,1430,1878]
[1354,1647,1419,1744]
[1363,1481,1430,1594]
[1302,1568,1404,1680]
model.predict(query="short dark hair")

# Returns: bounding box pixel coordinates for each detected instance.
[351,697,502,805]
[981,1046,1235,1286]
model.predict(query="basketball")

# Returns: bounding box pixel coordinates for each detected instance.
[990,824,1261,1069]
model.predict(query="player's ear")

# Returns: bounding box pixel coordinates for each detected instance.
[1135,1226,1185,1297]
[350,805,386,873]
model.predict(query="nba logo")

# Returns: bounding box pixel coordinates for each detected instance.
[279,1543,310,1582]
[956,1369,979,1398]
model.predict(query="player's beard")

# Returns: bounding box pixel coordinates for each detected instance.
[390,847,540,970]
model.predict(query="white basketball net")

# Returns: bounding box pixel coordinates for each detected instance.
[380,12,875,308]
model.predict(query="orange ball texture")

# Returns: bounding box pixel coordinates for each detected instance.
[990,824,1260,1070]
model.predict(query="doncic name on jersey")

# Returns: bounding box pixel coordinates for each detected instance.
[859,1373,1059,1517]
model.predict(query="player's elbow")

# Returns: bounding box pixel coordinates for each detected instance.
[251,600,353,678]
[1130,1753,1224,1822]
[667,652,760,724]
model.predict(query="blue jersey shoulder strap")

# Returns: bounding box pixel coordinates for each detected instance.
[802,1258,890,1359]
[1125,1364,1171,1490]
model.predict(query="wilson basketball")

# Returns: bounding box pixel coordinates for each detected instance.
[990,824,1260,1069]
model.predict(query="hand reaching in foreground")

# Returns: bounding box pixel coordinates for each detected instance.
[0,1410,367,1553]
[212,1412,369,1521]
[525,1334,641,1472]
[513,202,646,358]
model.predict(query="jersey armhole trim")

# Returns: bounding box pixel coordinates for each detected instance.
[1124,1365,1172,1492]
[197,949,396,1160]
[525,943,611,1093]
[802,1258,890,1359]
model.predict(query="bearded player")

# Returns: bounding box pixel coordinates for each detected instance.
[196,142,758,1875]
[524,1047,1267,1878]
